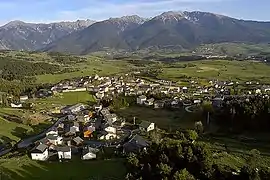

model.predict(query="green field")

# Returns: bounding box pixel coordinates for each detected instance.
[0,117,32,142]
[0,155,126,180]
[35,59,133,84]
[117,106,195,131]
[29,91,96,111]
[159,60,270,83]
[195,43,270,56]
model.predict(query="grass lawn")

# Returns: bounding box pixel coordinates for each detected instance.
[159,60,270,84]
[29,91,96,111]
[0,117,32,142]
[0,155,126,180]
[117,106,195,131]
[0,108,26,117]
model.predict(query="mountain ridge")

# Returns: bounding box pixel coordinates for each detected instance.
[0,19,96,50]
[1,11,270,53]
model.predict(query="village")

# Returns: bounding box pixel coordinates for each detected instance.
[3,72,270,163]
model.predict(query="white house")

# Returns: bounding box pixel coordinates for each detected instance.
[194,99,201,104]
[70,122,80,132]
[255,89,262,94]
[137,95,147,105]
[104,114,118,124]
[144,98,155,106]
[94,104,103,111]
[171,100,179,106]
[47,134,63,145]
[11,103,22,108]
[182,87,188,93]
[31,144,49,161]
[20,95,29,102]
[46,130,58,137]
[105,126,117,134]
[98,132,118,140]
[139,121,155,132]
[95,91,105,99]
[57,146,72,160]
[62,87,87,93]
[82,146,99,160]
[61,104,86,114]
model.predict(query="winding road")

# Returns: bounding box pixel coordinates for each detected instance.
[17,116,67,149]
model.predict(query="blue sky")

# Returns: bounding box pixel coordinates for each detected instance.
[0,0,268,24]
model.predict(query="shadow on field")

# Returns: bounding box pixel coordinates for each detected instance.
[11,123,51,140]
[0,113,22,124]
[0,158,126,180]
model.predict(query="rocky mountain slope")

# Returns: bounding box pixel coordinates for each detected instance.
[0,19,95,50]
[43,15,147,54]
[44,11,270,54]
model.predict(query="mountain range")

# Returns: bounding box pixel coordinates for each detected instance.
[0,20,95,50]
[1,11,270,54]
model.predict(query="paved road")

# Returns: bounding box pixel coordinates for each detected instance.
[17,116,67,149]
[185,106,194,113]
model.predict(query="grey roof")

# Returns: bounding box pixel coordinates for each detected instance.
[101,108,110,116]
[32,144,48,153]
[123,135,149,153]
[104,113,117,121]
[140,121,152,128]
[82,146,99,156]
[56,146,71,152]
[37,144,48,151]
[147,98,155,103]
[97,131,108,138]
[138,95,147,99]
[47,134,58,140]
[73,122,80,127]
[69,126,77,133]
[61,103,85,112]
[73,136,84,144]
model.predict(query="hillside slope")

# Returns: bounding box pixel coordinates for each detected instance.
[44,11,270,54]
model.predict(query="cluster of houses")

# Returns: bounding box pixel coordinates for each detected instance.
[30,102,156,162]
[136,95,185,109]
[47,74,270,103]
[6,72,269,110]
[8,73,269,162]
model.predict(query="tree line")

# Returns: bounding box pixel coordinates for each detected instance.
[0,57,60,81]
[125,130,270,180]
[210,96,270,133]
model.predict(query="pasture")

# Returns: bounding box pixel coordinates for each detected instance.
[159,60,270,84]
[116,106,196,131]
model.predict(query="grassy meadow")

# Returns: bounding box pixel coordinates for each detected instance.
[159,60,270,84]
[117,106,196,131]
[35,59,133,84]
[29,91,96,111]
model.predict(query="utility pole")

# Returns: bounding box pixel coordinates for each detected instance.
[207,112,210,125]
[133,117,136,125]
